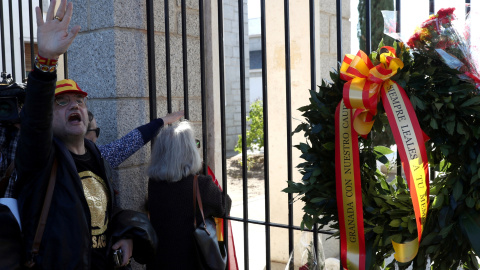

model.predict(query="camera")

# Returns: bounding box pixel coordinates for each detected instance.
[0,72,26,124]
[113,249,123,267]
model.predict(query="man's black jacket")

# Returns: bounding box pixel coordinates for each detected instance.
[14,70,157,269]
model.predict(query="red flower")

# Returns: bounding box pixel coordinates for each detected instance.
[407,32,424,49]
[437,7,455,19]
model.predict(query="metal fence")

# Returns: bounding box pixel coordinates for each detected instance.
[0,0,475,269]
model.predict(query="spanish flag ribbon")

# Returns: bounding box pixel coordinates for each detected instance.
[335,47,429,269]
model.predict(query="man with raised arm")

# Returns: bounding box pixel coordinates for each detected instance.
[15,1,157,269]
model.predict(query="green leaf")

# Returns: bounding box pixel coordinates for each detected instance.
[459,209,480,257]
[310,197,326,203]
[373,197,384,206]
[453,180,463,201]
[439,223,454,238]
[312,123,323,134]
[408,219,416,234]
[445,121,455,135]
[389,219,401,227]
[420,232,438,246]
[373,226,384,234]
[282,182,302,193]
[426,245,439,254]
[303,214,314,229]
[457,122,466,135]
[430,118,438,129]
[390,234,402,243]
[410,96,425,110]
[298,143,310,153]
[432,194,444,209]
[323,142,335,150]
[374,146,394,155]
[466,196,475,208]
[460,96,480,107]
[312,168,321,177]
[434,102,444,111]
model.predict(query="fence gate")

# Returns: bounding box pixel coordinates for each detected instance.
[2,0,473,269]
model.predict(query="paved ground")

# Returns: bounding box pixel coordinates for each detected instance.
[226,151,340,269]
[229,194,340,269]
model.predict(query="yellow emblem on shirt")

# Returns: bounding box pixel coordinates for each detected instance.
[79,171,109,238]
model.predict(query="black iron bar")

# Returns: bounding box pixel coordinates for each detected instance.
[394,0,404,263]
[309,0,319,260]
[199,0,208,175]
[429,0,434,15]
[39,0,43,12]
[227,216,334,234]
[146,0,157,122]
[365,0,371,53]
[9,0,16,80]
[18,0,26,80]
[165,0,172,113]
[237,0,249,268]
[285,0,294,268]
[29,0,34,69]
[260,0,270,269]
[1,1,7,72]
[217,1,229,267]
[336,0,342,63]
[395,0,401,34]
[337,3,344,269]
[466,0,471,44]
[181,0,189,119]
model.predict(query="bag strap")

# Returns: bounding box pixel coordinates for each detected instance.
[0,161,15,197]
[193,175,210,235]
[25,158,58,268]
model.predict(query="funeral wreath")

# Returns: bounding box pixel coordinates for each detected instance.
[285,8,480,270]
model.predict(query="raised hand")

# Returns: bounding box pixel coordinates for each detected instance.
[161,110,185,125]
[36,0,81,59]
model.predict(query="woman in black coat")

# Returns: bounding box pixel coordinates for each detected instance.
[147,121,231,270]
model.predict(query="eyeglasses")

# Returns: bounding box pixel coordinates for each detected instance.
[195,139,200,148]
[87,127,100,138]
[55,94,86,107]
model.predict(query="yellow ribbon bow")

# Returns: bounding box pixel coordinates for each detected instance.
[339,46,404,136]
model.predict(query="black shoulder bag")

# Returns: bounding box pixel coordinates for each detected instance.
[0,159,58,269]
[193,175,227,270]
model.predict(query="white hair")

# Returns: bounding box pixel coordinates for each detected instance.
[147,121,202,182]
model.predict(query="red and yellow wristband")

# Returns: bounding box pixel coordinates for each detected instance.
[34,54,58,73]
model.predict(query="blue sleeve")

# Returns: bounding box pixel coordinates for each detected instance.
[98,118,164,168]
[98,129,144,168]
[136,118,164,144]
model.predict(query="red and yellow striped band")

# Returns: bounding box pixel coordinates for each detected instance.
[336,47,429,267]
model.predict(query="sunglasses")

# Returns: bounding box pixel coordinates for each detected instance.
[55,94,87,107]
[87,127,100,138]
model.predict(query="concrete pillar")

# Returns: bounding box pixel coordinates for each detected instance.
[266,0,350,266]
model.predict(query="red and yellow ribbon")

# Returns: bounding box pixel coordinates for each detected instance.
[335,47,430,269]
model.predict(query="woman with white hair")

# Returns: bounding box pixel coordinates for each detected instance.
[147,121,231,270]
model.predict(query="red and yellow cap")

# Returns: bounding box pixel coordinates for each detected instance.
[55,79,88,97]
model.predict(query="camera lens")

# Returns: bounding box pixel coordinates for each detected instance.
[0,101,14,116]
